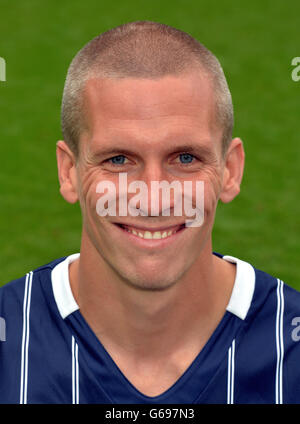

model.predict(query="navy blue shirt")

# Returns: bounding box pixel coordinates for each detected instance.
[1,253,300,404]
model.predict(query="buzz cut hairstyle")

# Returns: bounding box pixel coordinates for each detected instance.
[61,21,234,158]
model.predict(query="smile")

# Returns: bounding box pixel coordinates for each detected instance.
[114,223,186,241]
[120,223,185,239]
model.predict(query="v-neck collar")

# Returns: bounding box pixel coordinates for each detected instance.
[68,306,245,403]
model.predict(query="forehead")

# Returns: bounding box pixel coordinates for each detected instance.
[80,73,221,154]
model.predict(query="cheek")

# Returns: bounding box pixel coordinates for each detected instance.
[77,168,104,219]
[190,169,223,218]
[203,183,220,214]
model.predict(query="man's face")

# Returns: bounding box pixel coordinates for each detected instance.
[74,72,227,290]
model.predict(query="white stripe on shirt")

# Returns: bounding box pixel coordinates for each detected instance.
[72,336,79,404]
[227,338,235,404]
[20,271,33,404]
[275,279,284,404]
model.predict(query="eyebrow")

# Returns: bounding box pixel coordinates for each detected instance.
[93,144,216,159]
[169,144,215,158]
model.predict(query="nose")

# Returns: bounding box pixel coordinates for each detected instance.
[130,163,181,217]
[141,161,166,187]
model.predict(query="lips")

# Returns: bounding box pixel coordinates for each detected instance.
[115,223,185,240]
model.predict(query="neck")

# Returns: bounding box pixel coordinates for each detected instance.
[69,233,235,363]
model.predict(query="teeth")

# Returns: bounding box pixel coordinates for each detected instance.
[122,226,181,239]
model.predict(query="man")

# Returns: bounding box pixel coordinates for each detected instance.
[0,21,300,404]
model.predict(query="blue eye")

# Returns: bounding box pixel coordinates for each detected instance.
[179,153,194,164]
[109,155,126,165]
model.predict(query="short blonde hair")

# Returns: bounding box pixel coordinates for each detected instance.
[61,21,233,157]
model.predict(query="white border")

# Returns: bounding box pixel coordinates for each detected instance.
[51,254,80,319]
[224,255,256,320]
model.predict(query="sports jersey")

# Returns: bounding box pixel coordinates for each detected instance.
[0,252,300,404]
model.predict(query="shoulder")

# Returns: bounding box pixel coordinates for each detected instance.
[238,258,300,328]
[217,252,300,317]
[252,266,300,345]
[252,265,300,317]
[0,256,69,351]
[221,255,300,403]
[237,260,300,403]
[0,256,67,313]
[219,252,300,353]
[0,256,70,403]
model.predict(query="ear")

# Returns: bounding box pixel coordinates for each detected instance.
[56,140,79,204]
[219,137,245,203]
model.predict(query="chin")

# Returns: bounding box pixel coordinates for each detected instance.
[124,278,177,292]
[116,260,189,292]
[132,278,177,292]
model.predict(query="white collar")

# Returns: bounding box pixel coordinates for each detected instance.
[222,255,255,320]
[51,253,80,319]
[51,253,255,321]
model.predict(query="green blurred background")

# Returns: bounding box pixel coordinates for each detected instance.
[0,0,299,287]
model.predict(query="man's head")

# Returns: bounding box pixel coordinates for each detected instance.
[61,21,234,158]
[56,21,244,291]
